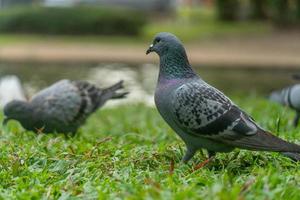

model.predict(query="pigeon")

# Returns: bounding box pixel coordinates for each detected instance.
[269,84,300,127]
[3,80,128,134]
[146,32,300,163]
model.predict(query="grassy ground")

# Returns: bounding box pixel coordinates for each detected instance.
[0,95,300,199]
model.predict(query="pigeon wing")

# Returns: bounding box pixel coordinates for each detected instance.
[71,81,102,123]
[172,82,258,138]
[172,82,300,152]
[31,80,84,125]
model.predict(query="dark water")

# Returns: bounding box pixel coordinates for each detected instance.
[0,62,299,104]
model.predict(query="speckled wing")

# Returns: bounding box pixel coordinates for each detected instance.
[71,80,103,123]
[172,82,258,139]
[31,80,84,125]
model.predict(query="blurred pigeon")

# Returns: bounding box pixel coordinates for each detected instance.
[0,75,26,108]
[3,80,128,134]
[146,32,300,163]
[269,84,300,127]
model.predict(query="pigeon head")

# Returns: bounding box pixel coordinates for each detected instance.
[146,32,186,57]
[146,32,194,79]
[3,100,32,125]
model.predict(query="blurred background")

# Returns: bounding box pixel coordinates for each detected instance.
[0,0,300,105]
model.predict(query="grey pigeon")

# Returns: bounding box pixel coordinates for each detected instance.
[269,84,300,127]
[3,80,128,134]
[146,32,300,162]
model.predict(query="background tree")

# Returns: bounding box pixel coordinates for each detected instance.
[250,0,268,20]
[215,0,240,21]
[296,0,300,20]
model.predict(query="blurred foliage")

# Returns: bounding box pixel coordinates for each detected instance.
[297,0,300,18]
[270,0,300,26]
[216,0,240,21]
[0,7,271,43]
[250,0,268,20]
[216,0,300,27]
[144,7,270,41]
[0,6,147,36]
[0,2,299,41]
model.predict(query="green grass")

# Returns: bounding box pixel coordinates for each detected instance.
[0,95,300,199]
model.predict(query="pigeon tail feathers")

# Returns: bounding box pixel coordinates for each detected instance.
[225,129,300,153]
[281,152,300,161]
[102,80,129,100]
[102,80,128,99]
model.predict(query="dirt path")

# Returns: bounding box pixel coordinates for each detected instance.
[1,32,300,68]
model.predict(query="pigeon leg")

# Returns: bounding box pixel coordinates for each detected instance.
[181,147,196,163]
[208,151,216,158]
[293,112,300,127]
[193,151,215,171]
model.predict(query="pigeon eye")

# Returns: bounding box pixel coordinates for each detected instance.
[156,38,161,43]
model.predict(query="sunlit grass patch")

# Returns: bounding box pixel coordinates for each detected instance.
[0,97,300,199]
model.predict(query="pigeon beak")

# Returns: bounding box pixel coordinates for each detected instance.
[146,44,154,55]
[2,117,11,126]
